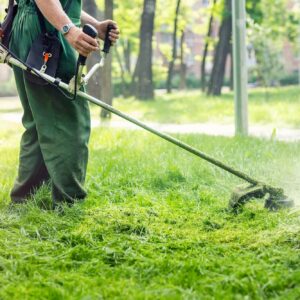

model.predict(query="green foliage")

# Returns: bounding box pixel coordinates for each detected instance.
[246,0,299,88]
[247,1,299,56]
[259,0,299,44]
[279,72,300,86]
[154,74,201,90]
[248,19,284,87]
[246,0,263,24]
[0,124,300,299]
[114,0,143,49]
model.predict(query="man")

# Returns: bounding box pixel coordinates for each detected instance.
[10,0,119,206]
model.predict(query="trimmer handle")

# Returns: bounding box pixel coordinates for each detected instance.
[78,24,98,65]
[102,24,115,54]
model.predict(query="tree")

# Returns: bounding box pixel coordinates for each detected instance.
[166,0,181,93]
[131,0,156,100]
[201,0,217,92]
[207,0,232,96]
[179,29,187,90]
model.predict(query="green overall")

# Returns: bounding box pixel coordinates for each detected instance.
[10,0,91,204]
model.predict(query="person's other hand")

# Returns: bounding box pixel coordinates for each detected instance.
[95,20,120,44]
[65,26,99,57]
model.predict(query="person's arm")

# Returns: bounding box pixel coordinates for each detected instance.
[81,11,120,44]
[35,0,98,57]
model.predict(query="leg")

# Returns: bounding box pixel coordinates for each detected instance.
[24,77,91,204]
[9,1,89,204]
[11,67,50,203]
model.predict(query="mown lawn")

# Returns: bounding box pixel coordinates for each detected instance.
[2,86,300,127]
[0,122,299,299]
[113,86,300,127]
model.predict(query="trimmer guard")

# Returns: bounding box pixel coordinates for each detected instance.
[229,184,295,212]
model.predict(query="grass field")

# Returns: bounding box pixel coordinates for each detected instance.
[113,86,300,127]
[0,121,299,299]
[1,86,300,128]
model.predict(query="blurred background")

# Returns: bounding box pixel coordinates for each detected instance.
[0,0,299,139]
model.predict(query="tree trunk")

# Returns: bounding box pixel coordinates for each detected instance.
[207,0,232,96]
[179,29,187,90]
[82,0,102,99]
[201,0,217,92]
[132,0,156,100]
[166,0,181,94]
[130,55,140,96]
[100,0,114,118]
[122,39,132,75]
[115,46,127,96]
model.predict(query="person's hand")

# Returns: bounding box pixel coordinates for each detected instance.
[65,26,99,57]
[95,20,120,44]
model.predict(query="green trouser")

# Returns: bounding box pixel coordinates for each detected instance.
[10,0,91,204]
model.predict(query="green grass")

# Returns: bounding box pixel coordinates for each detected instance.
[0,123,299,299]
[112,86,300,127]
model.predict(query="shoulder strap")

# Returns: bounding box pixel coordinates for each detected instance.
[35,0,73,34]
[7,0,15,12]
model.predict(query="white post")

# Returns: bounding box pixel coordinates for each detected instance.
[232,0,248,135]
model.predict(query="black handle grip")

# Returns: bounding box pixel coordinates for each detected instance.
[78,24,98,65]
[102,24,115,54]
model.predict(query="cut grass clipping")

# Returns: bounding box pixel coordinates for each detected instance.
[0,126,299,299]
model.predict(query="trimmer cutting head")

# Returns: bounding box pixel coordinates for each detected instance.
[229,184,295,212]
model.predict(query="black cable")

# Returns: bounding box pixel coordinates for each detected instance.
[72,59,80,101]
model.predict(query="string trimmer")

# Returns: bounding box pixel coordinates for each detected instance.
[0,24,294,212]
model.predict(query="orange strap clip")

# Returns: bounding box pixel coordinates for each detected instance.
[43,52,52,63]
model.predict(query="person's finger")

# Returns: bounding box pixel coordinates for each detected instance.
[111,28,120,34]
[82,33,99,47]
[79,40,99,52]
[109,33,119,40]
[75,40,91,53]
[76,45,90,57]
[107,20,117,27]
[109,29,119,34]
[77,49,89,57]
[78,48,89,57]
